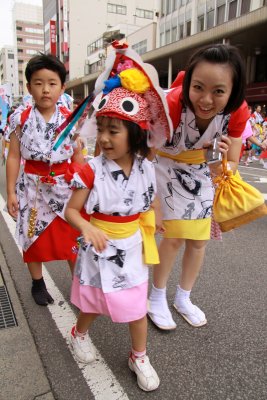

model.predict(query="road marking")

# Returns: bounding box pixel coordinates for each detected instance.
[0,194,129,400]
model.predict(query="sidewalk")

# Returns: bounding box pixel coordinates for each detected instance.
[0,245,55,400]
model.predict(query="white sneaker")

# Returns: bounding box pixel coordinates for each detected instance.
[128,354,160,391]
[147,298,177,330]
[70,327,96,364]
[173,297,207,327]
[248,157,253,163]
[252,156,259,161]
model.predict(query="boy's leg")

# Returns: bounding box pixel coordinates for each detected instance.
[28,261,54,306]
[70,311,98,364]
[128,316,159,391]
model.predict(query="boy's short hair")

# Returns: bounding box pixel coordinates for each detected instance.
[25,53,66,85]
[182,44,246,114]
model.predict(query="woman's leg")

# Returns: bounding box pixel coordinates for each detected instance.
[148,238,184,330]
[128,316,159,391]
[28,261,54,306]
[71,311,98,364]
[173,239,208,327]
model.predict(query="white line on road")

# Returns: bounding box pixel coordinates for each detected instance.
[0,194,129,400]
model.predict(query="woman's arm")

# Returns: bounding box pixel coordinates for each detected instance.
[65,188,108,252]
[6,130,21,219]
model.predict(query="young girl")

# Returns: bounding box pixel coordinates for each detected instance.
[148,44,250,330]
[65,43,172,391]
[6,54,85,306]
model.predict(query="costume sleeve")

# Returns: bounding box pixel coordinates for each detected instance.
[228,101,250,138]
[72,163,95,189]
[9,104,25,132]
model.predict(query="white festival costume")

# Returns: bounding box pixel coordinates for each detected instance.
[11,105,75,251]
[156,107,230,221]
[73,154,156,293]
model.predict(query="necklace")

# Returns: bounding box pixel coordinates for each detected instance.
[26,106,61,238]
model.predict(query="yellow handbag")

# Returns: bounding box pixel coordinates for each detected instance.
[213,158,267,232]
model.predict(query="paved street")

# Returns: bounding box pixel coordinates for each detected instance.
[0,160,266,400]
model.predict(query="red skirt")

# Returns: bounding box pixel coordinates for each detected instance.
[23,216,80,263]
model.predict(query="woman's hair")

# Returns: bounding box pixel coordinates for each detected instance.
[25,53,66,85]
[96,116,150,158]
[182,44,246,114]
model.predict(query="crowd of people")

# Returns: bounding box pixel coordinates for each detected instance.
[1,42,266,392]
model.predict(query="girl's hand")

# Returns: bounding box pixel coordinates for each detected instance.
[217,135,231,157]
[81,222,108,253]
[7,193,18,219]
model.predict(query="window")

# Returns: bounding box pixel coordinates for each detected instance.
[207,10,214,28]
[26,49,38,55]
[198,15,204,32]
[107,3,126,15]
[26,38,44,45]
[132,40,147,56]
[167,0,172,14]
[241,0,250,15]
[87,38,103,55]
[18,49,23,53]
[228,0,237,20]
[179,24,184,39]
[8,53,14,59]
[17,37,23,42]
[217,5,225,25]
[16,26,22,31]
[135,8,153,19]
[166,29,171,44]
[172,26,177,42]
[25,27,43,34]
[186,21,191,36]
[173,0,178,11]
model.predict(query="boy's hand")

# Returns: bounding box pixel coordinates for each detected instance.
[7,193,19,219]
[81,222,108,253]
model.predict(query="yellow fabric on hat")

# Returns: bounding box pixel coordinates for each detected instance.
[120,68,151,94]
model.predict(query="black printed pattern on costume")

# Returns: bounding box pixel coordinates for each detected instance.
[164,182,174,211]
[48,199,64,213]
[34,220,48,236]
[112,275,127,289]
[142,183,155,210]
[173,168,202,196]
[197,200,213,219]
[182,202,195,219]
[124,190,134,207]
[111,170,128,190]
[89,272,101,287]
[106,248,126,268]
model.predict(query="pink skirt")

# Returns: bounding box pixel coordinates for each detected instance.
[71,276,148,323]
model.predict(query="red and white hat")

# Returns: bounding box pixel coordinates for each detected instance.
[92,41,173,147]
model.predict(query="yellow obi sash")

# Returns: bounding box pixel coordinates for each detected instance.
[90,210,159,265]
[157,149,206,164]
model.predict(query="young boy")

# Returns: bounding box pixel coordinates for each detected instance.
[6,53,84,306]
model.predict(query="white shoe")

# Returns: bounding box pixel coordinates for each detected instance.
[248,157,253,163]
[252,156,259,161]
[147,298,177,330]
[128,354,160,391]
[70,327,96,364]
[173,298,207,327]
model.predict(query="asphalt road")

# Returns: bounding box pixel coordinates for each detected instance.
[0,160,266,400]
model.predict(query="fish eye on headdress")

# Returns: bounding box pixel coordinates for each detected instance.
[97,96,109,111]
[119,97,139,115]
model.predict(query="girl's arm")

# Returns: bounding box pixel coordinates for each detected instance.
[71,137,86,164]
[151,196,165,234]
[208,135,241,176]
[65,188,108,252]
[6,130,21,219]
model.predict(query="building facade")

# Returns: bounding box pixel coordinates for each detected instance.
[0,47,16,98]
[13,3,44,98]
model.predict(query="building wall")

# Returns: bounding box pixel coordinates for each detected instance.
[0,47,16,97]
[13,3,44,98]
[68,0,159,80]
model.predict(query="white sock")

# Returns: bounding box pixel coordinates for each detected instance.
[175,285,190,302]
[149,284,167,301]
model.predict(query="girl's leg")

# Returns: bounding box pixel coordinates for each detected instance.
[71,311,98,364]
[28,261,54,306]
[174,239,208,327]
[128,316,159,391]
[148,238,184,330]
